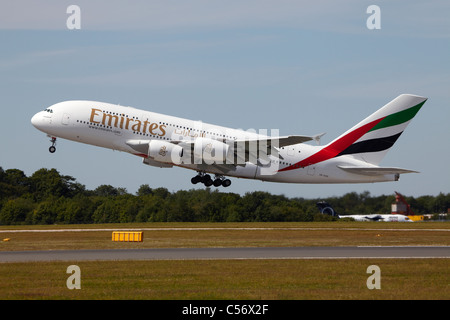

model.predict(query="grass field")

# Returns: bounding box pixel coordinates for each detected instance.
[0,222,449,300]
[1,221,450,251]
[0,259,449,300]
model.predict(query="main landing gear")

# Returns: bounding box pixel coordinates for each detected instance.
[191,172,231,188]
[49,137,57,153]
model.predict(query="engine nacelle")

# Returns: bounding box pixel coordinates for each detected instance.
[194,137,230,164]
[142,157,173,168]
[148,140,183,164]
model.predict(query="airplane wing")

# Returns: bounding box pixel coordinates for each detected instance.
[175,135,314,147]
[243,135,315,147]
[231,135,315,165]
[177,135,317,165]
[337,165,419,176]
[126,134,317,167]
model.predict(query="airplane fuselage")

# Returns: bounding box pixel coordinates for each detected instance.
[340,214,413,222]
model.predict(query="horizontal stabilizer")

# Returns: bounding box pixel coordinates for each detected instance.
[337,165,418,176]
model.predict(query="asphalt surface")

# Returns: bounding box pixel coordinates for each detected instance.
[1,246,449,262]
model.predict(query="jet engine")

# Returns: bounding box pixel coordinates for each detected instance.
[193,137,230,164]
[148,140,183,164]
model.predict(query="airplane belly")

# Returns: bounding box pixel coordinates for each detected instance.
[232,163,258,179]
[177,162,258,180]
[258,157,399,184]
[256,166,309,183]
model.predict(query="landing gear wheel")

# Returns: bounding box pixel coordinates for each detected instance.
[203,175,213,187]
[48,137,57,153]
[201,174,211,184]
[191,176,201,184]
[191,172,231,188]
[222,179,231,187]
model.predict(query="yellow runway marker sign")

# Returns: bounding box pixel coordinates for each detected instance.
[112,231,143,242]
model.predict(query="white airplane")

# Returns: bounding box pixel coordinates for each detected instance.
[31,94,427,188]
[341,214,413,222]
[316,201,413,222]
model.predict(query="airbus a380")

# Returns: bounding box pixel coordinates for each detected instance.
[31,94,427,188]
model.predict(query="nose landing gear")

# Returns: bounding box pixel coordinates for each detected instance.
[191,172,231,188]
[49,137,57,153]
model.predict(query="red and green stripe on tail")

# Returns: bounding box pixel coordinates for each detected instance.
[279,95,427,172]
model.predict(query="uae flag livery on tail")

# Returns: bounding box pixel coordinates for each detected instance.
[336,94,426,165]
[279,94,427,171]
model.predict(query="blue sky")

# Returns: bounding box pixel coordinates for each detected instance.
[1,1,449,199]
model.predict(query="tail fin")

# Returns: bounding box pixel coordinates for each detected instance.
[327,94,427,165]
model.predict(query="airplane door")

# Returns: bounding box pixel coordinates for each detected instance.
[62,113,70,125]
[307,166,315,176]
[287,146,295,156]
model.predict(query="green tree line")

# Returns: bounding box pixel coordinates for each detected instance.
[0,167,449,225]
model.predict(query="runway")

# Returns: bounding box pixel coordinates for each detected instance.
[1,246,449,262]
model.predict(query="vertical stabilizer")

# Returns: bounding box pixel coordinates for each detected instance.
[328,94,427,165]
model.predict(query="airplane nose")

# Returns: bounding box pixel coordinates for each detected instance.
[31,112,47,130]
[31,113,40,128]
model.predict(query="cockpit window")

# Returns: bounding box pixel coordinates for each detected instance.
[43,108,53,113]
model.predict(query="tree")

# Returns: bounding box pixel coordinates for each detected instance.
[166,190,195,221]
[32,197,59,224]
[137,184,153,196]
[1,169,30,200]
[92,200,119,223]
[136,194,165,222]
[59,195,95,224]
[153,187,170,199]
[1,166,449,225]
[0,197,35,225]
[94,185,128,197]
[29,168,78,201]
